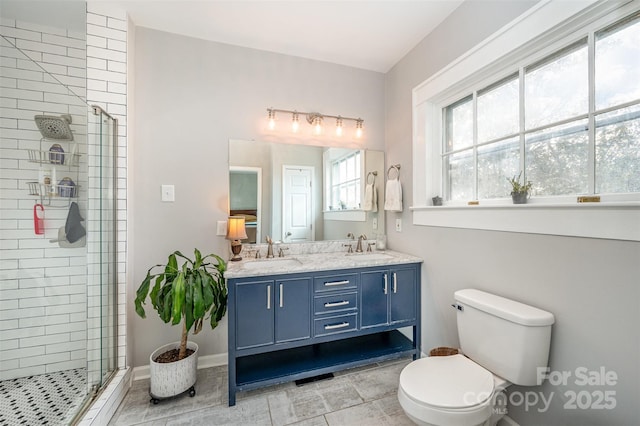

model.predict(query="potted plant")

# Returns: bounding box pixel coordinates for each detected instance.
[507,172,533,204]
[134,249,227,403]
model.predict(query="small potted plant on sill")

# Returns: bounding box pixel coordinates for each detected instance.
[134,249,227,404]
[507,172,533,204]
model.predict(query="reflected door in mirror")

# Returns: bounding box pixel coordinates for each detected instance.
[283,166,313,242]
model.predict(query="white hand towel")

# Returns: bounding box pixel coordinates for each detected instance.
[363,183,374,211]
[372,186,378,212]
[384,178,403,212]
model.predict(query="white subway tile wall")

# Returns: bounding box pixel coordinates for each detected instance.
[1,1,127,394]
[1,4,128,422]
[0,17,89,381]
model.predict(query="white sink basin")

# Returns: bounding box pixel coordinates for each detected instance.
[242,258,302,270]
[347,253,393,261]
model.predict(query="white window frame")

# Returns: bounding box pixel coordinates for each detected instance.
[328,150,361,210]
[412,0,640,241]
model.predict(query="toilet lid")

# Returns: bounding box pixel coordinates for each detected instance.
[400,354,495,409]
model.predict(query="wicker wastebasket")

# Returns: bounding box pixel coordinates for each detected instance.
[429,347,459,357]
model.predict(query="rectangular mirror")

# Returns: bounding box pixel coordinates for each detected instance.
[229,139,384,243]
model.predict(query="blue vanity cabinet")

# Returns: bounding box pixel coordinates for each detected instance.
[360,264,418,329]
[233,276,311,350]
[360,269,388,328]
[389,266,417,324]
[227,261,420,407]
[275,276,312,343]
[234,279,275,350]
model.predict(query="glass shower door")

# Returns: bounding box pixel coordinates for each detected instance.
[86,106,118,392]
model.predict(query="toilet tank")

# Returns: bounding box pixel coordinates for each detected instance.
[454,289,555,386]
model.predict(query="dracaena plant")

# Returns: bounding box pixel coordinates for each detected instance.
[135,249,227,360]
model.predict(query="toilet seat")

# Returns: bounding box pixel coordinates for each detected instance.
[398,355,497,426]
[400,354,495,408]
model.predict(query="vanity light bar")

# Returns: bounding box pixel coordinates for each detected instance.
[266,108,364,138]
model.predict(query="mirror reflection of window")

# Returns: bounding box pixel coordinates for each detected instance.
[330,151,361,210]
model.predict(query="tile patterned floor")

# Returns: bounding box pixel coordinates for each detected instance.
[109,357,414,426]
[0,368,87,426]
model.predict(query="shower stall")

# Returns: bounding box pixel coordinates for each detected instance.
[0,3,120,424]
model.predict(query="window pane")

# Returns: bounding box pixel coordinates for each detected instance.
[445,97,473,151]
[525,43,588,129]
[525,119,589,195]
[477,77,519,142]
[595,104,640,193]
[477,137,520,199]
[445,150,474,200]
[596,17,640,110]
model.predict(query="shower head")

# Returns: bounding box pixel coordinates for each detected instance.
[34,114,74,141]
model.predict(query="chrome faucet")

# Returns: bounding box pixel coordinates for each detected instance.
[278,246,289,257]
[266,236,274,258]
[356,234,367,253]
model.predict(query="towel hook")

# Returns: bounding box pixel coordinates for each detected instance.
[387,164,400,179]
[366,171,377,185]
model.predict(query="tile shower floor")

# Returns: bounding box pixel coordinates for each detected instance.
[109,357,414,425]
[0,368,87,426]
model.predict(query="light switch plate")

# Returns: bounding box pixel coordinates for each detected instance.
[372,218,378,230]
[216,221,227,236]
[395,218,402,232]
[161,184,175,202]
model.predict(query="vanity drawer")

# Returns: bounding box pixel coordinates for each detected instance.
[314,292,358,315]
[313,273,358,293]
[314,313,358,337]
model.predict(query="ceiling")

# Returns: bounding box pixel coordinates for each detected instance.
[106,0,464,73]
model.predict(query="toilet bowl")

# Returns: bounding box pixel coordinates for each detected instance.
[398,289,555,426]
[398,355,509,426]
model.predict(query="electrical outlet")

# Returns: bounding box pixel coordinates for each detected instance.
[372,218,378,230]
[161,184,175,202]
[216,221,227,236]
[395,218,402,232]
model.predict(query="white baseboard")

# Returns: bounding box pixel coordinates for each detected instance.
[499,415,520,426]
[132,352,228,381]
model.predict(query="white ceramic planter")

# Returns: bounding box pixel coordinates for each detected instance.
[149,341,199,399]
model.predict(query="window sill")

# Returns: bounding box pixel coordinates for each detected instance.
[411,202,640,241]
[323,209,367,222]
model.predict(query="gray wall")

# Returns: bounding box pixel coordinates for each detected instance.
[385,1,640,425]
[131,28,384,367]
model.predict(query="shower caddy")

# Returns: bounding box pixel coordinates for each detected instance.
[26,115,80,207]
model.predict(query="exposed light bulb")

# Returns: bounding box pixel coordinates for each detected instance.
[313,116,323,135]
[336,117,343,137]
[268,109,276,130]
[355,120,363,138]
[292,112,299,133]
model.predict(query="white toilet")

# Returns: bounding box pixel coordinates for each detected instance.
[398,289,555,426]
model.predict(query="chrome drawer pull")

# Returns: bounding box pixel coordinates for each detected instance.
[324,322,350,330]
[279,284,284,308]
[324,280,350,286]
[393,272,397,293]
[383,273,388,295]
[324,300,349,308]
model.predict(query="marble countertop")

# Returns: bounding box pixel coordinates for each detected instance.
[224,249,423,279]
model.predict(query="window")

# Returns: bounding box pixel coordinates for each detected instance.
[412,1,640,241]
[329,151,361,209]
[442,14,640,202]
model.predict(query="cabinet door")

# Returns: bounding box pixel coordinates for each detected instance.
[235,280,274,350]
[360,270,389,328]
[275,277,311,343]
[390,267,417,324]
